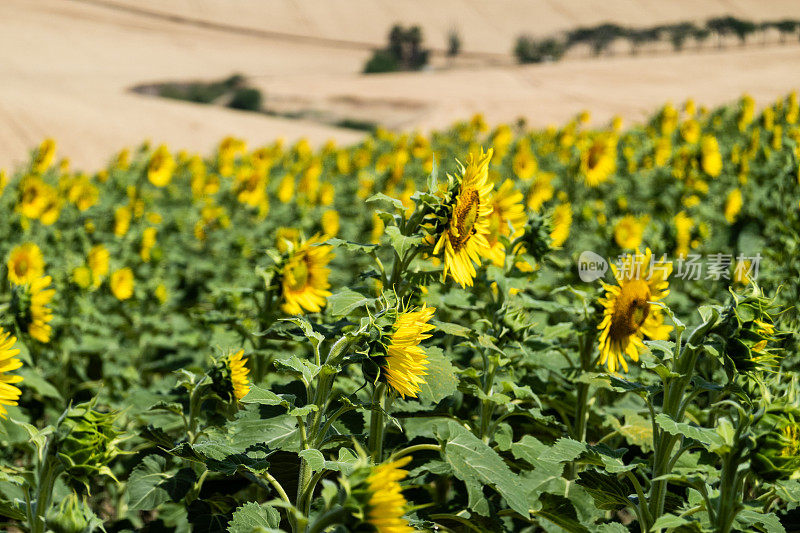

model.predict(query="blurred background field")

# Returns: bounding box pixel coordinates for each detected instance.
[3,0,800,170]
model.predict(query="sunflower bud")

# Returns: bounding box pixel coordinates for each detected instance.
[56,403,124,492]
[752,412,800,482]
[713,288,789,374]
[47,492,102,533]
[519,211,552,264]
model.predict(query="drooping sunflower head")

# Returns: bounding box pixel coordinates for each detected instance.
[280,235,333,315]
[7,242,45,285]
[364,457,415,533]
[486,180,526,267]
[369,304,436,399]
[210,349,251,401]
[430,148,495,287]
[0,329,23,419]
[344,455,415,533]
[597,249,672,373]
[11,276,55,344]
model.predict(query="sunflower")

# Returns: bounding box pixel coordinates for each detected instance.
[550,203,572,248]
[0,329,23,419]
[365,456,414,533]
[526,171,554,212]
[281,235,333,315]
[613,215,647,250]
[7,243,45,285]
[700,135,722,177]
[147,145,175,187]
[140,227,157,263]
[110,268,134,301]
[597,249,672,373]
[17,176,58,221]
[432,149,494,287]
[581,134,617,186]
[382,305,435,399]
[486,180,526,267]
[724,188,743,223]
[32,138,56,174]
[321,209,340,238]
[27,276,55,343]
[673,211,694,259]
[220,349,250,400]
[88,244,110,286]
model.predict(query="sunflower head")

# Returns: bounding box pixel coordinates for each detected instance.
[280,235,333,315]
[342,456,415,533]
[11,276,55,344]
[580,134,617,186]
[0,329,23,419]
[210,349,251,402]
[110,268,135,301]
[147,145,175,187]
[365,303,436,399]
[597,249,672,373]
[7,242,45,285]
[427,148,495,287]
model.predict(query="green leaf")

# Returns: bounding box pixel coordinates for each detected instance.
[417,347,458,404]
[127,455,196,511]
[325,237,378,253]
[655,413,725,448]
[240,385,290,408]
[228,501,281,533]
[17,368,62,400]
[652,513,689,529]
[435,420,529,517]
[575,469,634,511]
[532,493,589,533]
[0,499,25,521]
[326,288,373,317]
[366,193,406,211]
[433,320,472,338]
[538,438,586,463]
[385,226,423,258]
[298,449,325,473]
[737,508,785,533]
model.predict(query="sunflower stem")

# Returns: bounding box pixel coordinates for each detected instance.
[368,382,388,462]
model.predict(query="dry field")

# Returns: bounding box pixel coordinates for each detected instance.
[2,0,800,169]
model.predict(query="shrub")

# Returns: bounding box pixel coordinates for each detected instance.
[363,49,399,74]
[228,87,263,112]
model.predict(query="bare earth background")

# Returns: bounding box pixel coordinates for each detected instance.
[2,0,800,170]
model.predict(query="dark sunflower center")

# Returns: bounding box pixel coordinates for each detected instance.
[15,259,28,277]
[609,280,651,340]
[452,188,480,250]
[587,143,604,169]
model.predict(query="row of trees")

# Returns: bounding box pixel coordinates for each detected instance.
[515,16,800,63]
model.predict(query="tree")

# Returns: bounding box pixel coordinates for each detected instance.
[447,28,461,57]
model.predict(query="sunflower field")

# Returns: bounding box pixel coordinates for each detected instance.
[0,92,799,533]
